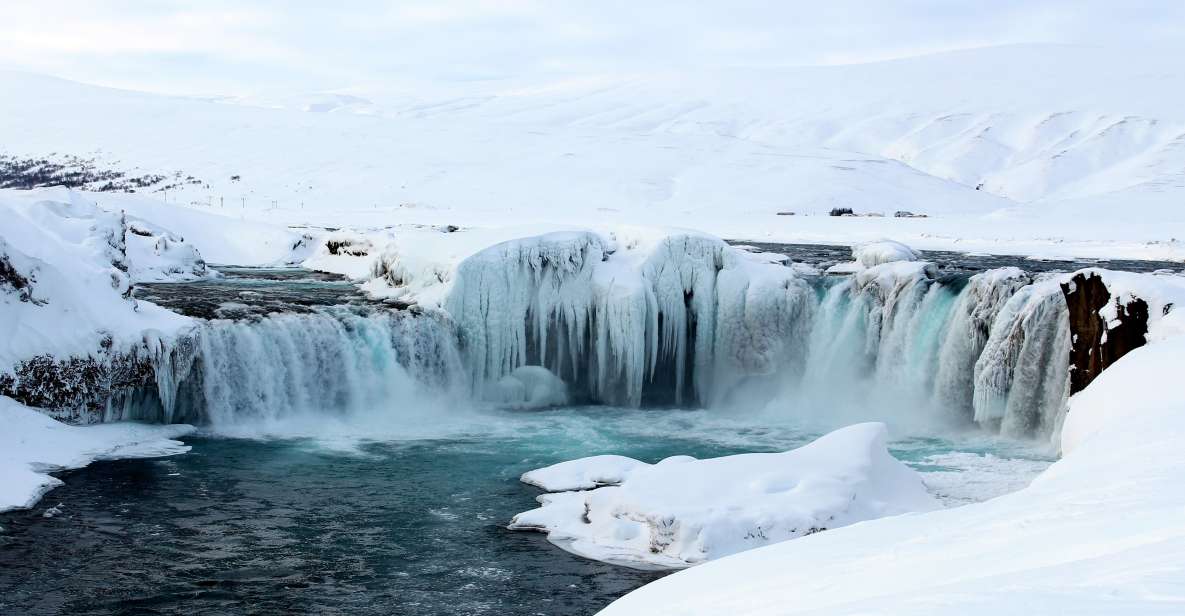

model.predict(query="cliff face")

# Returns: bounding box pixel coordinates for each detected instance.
[1061,272,1149,395]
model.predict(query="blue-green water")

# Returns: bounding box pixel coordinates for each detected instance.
[0,408,1052,615]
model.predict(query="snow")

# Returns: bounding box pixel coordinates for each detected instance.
[509,422,938,570]
[852,239,922,268]
[599,332,1185,613]
[519,455,649,492]
[0,395,193,512]
[1,44,1184,262]
[1061,315,1185,456]
[0,188,195,368]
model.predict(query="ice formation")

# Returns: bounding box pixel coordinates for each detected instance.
[972,280,1072,438]
[933,267,1033,419]
[185,308,465,427]
[445,230,814,408]
[508,422,938,570]
[485,365,569,409]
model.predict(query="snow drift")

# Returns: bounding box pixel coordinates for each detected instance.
[509,422,937,570]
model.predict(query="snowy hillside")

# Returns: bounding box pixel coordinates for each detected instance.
[1,43,1183,260]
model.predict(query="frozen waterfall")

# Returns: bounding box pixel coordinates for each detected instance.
[107,307,467,427]
[97,235,1094,442]
[442,232,1081,440]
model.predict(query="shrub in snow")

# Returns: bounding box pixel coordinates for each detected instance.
[508,422,938,570]
[828,207,854,216]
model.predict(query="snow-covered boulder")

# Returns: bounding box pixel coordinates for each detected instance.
[124,216,207,281]
[826,239,922,274]
[485,365,569,409]
[508,422,938,570]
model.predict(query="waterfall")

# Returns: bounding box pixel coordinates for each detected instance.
[445,232,814,408]
[124,307,466,427]
[92,239,1098,443]
[972,280,1072,438]
[438,231,1081,439]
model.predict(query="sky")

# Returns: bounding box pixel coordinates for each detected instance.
[2,1,1183,96]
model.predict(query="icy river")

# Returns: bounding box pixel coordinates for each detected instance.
[0,407,1050,615]
[5,243,1176,615]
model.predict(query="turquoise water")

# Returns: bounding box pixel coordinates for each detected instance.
[0,407,1052,615]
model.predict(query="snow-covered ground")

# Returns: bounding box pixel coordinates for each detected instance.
[1,43,1184,262]
[0,188,198,368]
[600,332,1185,614]
[509,422,937,570]
[0,395,193,512]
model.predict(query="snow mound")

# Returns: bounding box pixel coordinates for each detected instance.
[0,395,193,512]
[520,454,649,491]
[852,240,922,268]
[508,422,938,570]
[826,239,923,274]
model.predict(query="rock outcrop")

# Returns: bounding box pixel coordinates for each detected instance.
[1060,272,1149,395]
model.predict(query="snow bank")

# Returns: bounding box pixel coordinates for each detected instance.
[0,395,193,512]
[86,190,305,266]
[1060,312,1185,455]
[0,188,195,369]
[509,423,938,570]
[599,336,1185,615]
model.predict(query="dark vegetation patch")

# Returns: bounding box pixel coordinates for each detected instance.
[0,153,202,194]
[0,341,169,423]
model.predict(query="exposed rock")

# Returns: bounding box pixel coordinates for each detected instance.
[1060,272,1148,395]
[0,251,36,303]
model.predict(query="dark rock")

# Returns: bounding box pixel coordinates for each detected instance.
[1060,272,1149,394]
[0,252,37,303]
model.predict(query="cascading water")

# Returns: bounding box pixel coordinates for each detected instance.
[442,234,1081,441]
[107,307,467,429]
[193,308,465,427]
[113,241,1096,443]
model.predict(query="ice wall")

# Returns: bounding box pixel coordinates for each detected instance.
[445,231,814,408]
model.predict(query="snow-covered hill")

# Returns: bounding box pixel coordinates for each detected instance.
[1,43,1182,260]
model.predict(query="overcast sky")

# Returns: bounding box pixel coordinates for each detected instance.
[2,1,1182,95]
